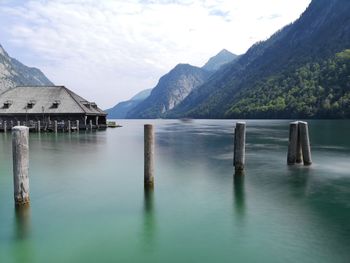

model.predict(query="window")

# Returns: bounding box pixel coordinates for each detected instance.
[27,100,36,109]
[52,100,61,109]
[3,100,12,109]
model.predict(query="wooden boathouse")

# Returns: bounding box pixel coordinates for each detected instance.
[0,86,107,132]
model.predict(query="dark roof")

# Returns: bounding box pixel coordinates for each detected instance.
[0,86,106,115]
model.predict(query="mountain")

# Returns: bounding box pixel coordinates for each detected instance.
[130,89,152,101]
[126,64,211,118]
[202,49,238,71]
[105,89,152,119]
[0,44,53,93]
[168,0,350,119]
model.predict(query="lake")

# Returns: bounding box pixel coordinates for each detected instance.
[0,120,350,263]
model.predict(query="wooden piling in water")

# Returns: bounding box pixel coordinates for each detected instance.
[76,120,79,132]
[37,121,41,132]
[54,120,58,133]
[17,121,20,126]
[299,121,312,165]
[287,121,299,165]
[68,120,71,132]
[12,126,30,206]
[89,120,93,131]
[144,124,154,188]
[296,127,303,163]
[4,121,7,132]
[234,122,246,172]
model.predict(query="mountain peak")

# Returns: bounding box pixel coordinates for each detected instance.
[202,49,238,72]
[0,43,53,92]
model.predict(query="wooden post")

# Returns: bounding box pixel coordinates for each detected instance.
[144,124,154,188]
[54,120,58,133]
[299,121,312,165]
[76,120,80,132]
[37,121,41,132]
[89,119,93,131]
[4,121,7,132]
[17,120,20,126]
[234,122,246,172]
[296,127,303,163]
[287,121,298,165]
[68,120,71,132]
[12,126,30,206]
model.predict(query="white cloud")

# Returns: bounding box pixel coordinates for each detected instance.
[0,0,311,108]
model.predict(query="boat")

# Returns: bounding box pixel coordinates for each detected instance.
[107,121,122,128]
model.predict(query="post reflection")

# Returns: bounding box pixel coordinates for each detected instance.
[13,205,35,263]
[142,186,156,251]
[287,166,310,197]
[233,173,245,219]
[14,204,31,240]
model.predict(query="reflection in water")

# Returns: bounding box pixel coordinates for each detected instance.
[13,205,34,263]
[287,166,310,197]
[233,174,245,219]
[142,187,156,251]
[15,204,31,240]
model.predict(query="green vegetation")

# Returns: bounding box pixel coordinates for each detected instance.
[225,50,350,119]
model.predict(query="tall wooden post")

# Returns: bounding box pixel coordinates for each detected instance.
[12,126,30,206]
[144,124,154,188]
[68,120,71,132]
[54,120,58,133]
[4,121,7,132]
[17,120,20,126]
[299,121,312,165]
[234,122,246,173]
[76,120,80,132]
[37,121,41,132]
[287,121,299,165]
[89,119,93,131]
[296,127,303,163]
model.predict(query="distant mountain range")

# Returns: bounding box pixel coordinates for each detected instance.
[106,89,152,119]
[168,0,350,119]
[107,49,237,119]
[0,44,53,93]
[108,0,350,120]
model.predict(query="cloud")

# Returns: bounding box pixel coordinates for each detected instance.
[0,0,311,108]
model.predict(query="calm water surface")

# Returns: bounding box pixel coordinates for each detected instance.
[0,120,349,263]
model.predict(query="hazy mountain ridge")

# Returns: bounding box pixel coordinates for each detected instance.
[107,49,238,119]
[126,64,210,118]
[0,44,53,93]
[168,0,350,118]
[202,49,238,71]
[106,89,152,119]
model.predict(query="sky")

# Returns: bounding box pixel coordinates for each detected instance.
[0,0,311,109]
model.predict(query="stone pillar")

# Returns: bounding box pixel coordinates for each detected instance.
[12,126,30,206]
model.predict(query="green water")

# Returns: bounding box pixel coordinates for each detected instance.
[0,120,349,263]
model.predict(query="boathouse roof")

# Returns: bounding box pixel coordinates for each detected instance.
[0,86,106,115]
